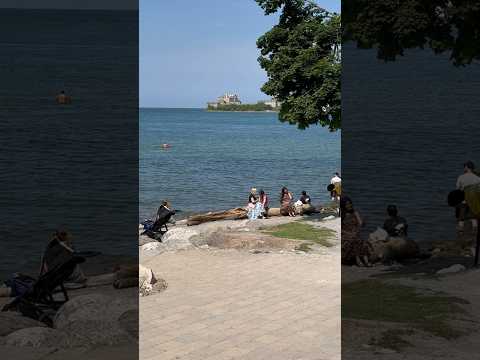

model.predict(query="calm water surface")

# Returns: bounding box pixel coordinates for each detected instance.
[140,108,340,219]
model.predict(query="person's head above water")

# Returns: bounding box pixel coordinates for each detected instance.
[250,187,257,194]
[161,200,171,208]
[464,160,475,173]
[301,191,307,196]
[259,189,265,196]
[387,205,398,217]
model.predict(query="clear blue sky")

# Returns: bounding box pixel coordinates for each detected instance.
[140,0,340,108]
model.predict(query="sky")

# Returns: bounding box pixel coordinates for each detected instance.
[140,0,340,108]
[0,0,137,9]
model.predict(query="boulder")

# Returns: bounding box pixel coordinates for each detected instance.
[368,227,388,242]
[139,234,157,246]
[4,327,68,348]
[140,241,162,252]
[118,309,138,340]
[322,215,336,221]
[0,312,47,336]
[383,237,420,261]
[53,294,135,330]
[60,319,132,346]
[436,264,466,275]
[161,227,199,250]
[368,228,419,262]
[139,264,167,296]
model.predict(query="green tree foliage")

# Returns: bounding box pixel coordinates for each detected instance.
[343,0,480,66]
[256,0,341,130]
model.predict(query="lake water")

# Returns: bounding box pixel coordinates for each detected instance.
[0,9,138,279]
[343,44,480,244]
[140,108,341,219]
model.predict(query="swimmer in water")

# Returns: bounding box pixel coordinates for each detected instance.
[56,90,71,104]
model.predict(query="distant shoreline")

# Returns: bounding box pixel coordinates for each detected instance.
[205,109,279,113]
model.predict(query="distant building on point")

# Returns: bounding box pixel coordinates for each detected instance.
[207,93,242,108]
[261,97,280,109]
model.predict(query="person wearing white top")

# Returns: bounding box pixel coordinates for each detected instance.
[330,173,341,185]
[456,161,480,235]
[330,172,341,200]
[456,161,480,190]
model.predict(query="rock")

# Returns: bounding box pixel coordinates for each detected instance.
[368,227,388,242]
[139,265,167,296]
[0,312,47,336]
[141,241,162,252]
[375,348,397,354]
[139,235,157,246]
[368,232,419,263]
[436,264,466,275]
[118,309,138,340]
[322,215,335,221]
[60,319,132,346]
[139,264,154,293]
[53,294,134,330]
[4,327,68,348]
[161,227,199,250]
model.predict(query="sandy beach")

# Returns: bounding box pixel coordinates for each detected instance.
[140,215,341,360]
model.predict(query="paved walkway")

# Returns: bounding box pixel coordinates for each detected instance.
[140,248,340,360]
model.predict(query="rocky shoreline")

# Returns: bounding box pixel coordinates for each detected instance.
[0,253,139,359]
[139,212,340,258]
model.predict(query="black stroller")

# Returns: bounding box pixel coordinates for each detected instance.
[141,204,176,240]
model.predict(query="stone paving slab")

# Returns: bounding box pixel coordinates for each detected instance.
[140,248,340,360]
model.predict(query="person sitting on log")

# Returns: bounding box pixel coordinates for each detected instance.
[383,205,408,237]
[247,188,262,220]
[299,191,311,205]
[259,189,269,218]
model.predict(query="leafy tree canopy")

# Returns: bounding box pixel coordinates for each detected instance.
[256,0,341,130]
[343,0,480,66]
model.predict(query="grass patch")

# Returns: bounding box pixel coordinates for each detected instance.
[264,222,335,247]
[369,329,414,352]
[295,243,314,252]
[343,280,469,339]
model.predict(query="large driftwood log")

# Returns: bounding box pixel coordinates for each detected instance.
[187,208,248,226]
[186,204,319,226]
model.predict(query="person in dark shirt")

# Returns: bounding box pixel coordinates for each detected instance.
[383,205,408,237]
[157,200,175,221]
[299,191,311,205]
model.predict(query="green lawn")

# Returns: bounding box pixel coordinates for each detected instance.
[263,222,336,247]
[343,280,469,340]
